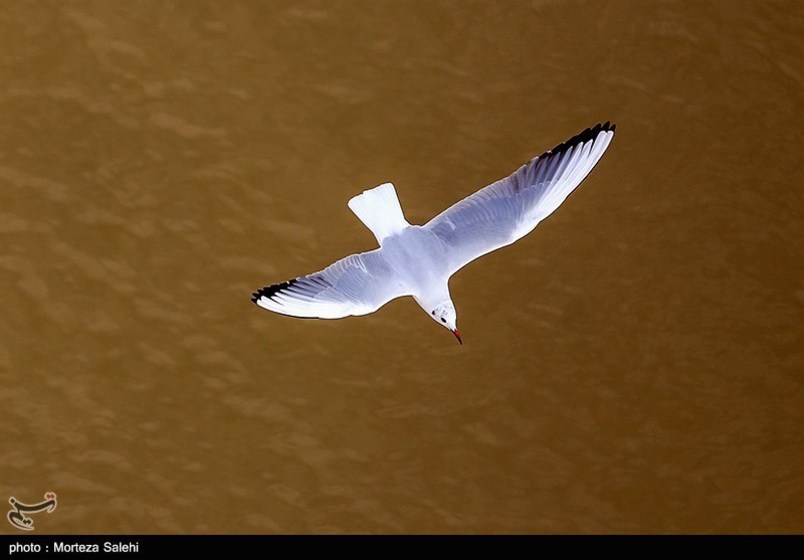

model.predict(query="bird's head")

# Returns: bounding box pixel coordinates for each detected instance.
[430,301,461,344]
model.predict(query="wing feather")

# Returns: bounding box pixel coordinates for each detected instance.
[425,122,615,274]
[252,249,409,319]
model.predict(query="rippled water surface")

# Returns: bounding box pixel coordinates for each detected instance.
[1,0,802,533]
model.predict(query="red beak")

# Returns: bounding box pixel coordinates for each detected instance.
[452,329,463,345]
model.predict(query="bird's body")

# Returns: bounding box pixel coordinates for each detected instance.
[252,122,616,343]
[383,227,442,286]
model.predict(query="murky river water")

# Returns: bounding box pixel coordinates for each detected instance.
[0,0,801,533]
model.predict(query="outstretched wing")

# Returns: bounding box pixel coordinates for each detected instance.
[252,249,409,319]
[426,122,615,274]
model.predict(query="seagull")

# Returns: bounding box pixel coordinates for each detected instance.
[252,122,616,344]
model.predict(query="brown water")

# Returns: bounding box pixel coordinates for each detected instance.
[1,0,802,534]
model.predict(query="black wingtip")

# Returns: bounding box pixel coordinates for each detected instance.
[252,278,297,304]
[540,121,616,159]
[600,121,616,131]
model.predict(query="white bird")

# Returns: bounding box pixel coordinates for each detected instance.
[253,122,616,344]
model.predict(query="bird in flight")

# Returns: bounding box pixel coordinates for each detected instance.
[252,122,616,344]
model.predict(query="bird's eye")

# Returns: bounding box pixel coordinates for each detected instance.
[441,318,446,323]
[431,311,435,315]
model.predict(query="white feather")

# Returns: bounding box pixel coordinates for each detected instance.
[347,182,410,245]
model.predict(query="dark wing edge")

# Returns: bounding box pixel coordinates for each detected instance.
[251,279,297,303]
[425,122,616,273]
[251,250,409,319]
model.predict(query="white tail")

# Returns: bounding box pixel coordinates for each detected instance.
[347,182,410,245]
